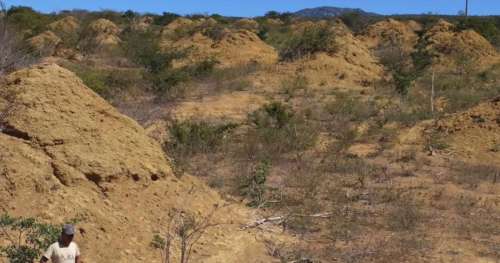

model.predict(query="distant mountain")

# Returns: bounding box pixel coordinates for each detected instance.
[294,6,380,18]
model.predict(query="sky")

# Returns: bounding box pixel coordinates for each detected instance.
[5,0,500,17]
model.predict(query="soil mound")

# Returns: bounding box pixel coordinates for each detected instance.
[257,20,383,89]
[80,18,121,52]
[131,16,154,32]
[0,64,276,262]
[235,18,259,31]
[433,97,500,164]
[423,19,498,67]
[361,18,422,52]
[163,24,278,67]
[47,16,80,35]
[27,30,62,56]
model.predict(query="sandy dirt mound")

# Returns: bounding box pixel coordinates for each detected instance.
[131,16,154,32]
[361,18,422,52]
[48,16,80,35]
[235,18,259,32]
[80,18,121,52]
[434,97,500,164]
[0,64,280,262]
[161,18,278,67]
[254,20,383,90]
[423,19,498,68]
[28,30,62,56]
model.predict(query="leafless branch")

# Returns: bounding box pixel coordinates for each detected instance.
[241,212,334,230]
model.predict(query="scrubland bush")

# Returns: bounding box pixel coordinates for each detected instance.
[123,29,219,98]
[6,6,54,36]
[153,12,180,26]
[0,214,59,263]
[279,23,338,61]
[450,162,500,189]
[64,63,142,98]
[326,93,376,122]
[281,75,309,99]
[244,102,319,156]
[238,160,271,207]
[0,2,34,76]
[166,120,237,158]
[387,199,422,232]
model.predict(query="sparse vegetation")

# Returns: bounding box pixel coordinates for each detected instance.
[0,1,34,76]
[245,102,319,156]
[3,5,500,263]
[166,120,236,160]
[279,23,338,61]
[152,209,219,263]
[238,160,271,207]
[0,214,59,263]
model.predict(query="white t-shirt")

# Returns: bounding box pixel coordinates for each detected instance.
[43,241,80,263]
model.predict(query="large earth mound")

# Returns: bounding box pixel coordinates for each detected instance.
[254,20,383,90]
[161,18,278,67]
[0,64,279,262]
[79,18,121,52]
[27,30,62,56]
[361,18,422,53]
[47,16,80,36]
[423,19,498,68]
[433,97,500,164]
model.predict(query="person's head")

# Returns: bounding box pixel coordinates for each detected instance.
[60,224,75,244]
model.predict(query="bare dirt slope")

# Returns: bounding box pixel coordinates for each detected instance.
[361,18,422,52]
[0,64,281,262]
[434,96,500,165]
[423,19,498,68]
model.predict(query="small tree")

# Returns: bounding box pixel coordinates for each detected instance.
[0,0,32,76]
[239,160,271,207]
[152,209,219,263]
[279,23,338,61]
[0,214,60,263]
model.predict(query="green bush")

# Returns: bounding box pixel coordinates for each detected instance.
[122,29,188,74]
[0,214,59,263]
[245,102,319,156]
[326,93,376,122]
[279,23,338,61]
[166,120,237,158]
[6,6,55,36]
[65,63,142,98]
[239,160,271,207]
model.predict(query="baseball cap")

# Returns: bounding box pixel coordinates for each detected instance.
[62,224,75,235]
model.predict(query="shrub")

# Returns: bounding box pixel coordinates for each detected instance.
[153,12,180,26]
[65,63,142,98]
[451,162,500,189]
[279,23,338,61]
[166,120,237,158]
[0,214,59,263]
[281,75,309,99]
[239,160,271,207]
[6,6,54,36]
[240,102,318,159]
[325,93,376,122]
[387,199,422,232]
[122,29,188,74]
[0,3,34,76]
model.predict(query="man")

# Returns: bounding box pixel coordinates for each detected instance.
[40,224,81,263]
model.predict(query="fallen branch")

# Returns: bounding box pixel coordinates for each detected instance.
[241,212,334,230]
